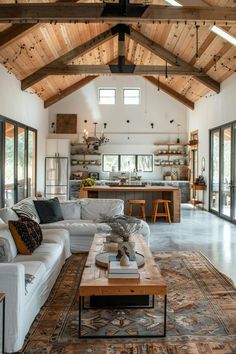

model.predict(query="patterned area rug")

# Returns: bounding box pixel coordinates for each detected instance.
[21,252,236,354]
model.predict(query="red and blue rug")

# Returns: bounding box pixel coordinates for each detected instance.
[22,251,236,353]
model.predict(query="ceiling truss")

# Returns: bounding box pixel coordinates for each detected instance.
[20,23,221,109]
[0,3,235,25]
[1,1,235,109]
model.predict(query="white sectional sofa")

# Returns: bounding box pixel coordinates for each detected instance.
[0,223,71,353]
[0,198,150,252]
[0,197,150,353]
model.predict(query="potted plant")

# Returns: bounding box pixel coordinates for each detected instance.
[80,177,96,187]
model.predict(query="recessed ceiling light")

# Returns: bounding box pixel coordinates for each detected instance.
[165,0,183,6]
[211,26,236,46]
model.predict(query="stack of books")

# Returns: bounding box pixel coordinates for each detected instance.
[108,260,140,279]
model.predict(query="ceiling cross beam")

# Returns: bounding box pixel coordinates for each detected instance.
[34,64,208,76]
[128,27,220,93]
[0,4,235,25]
[21,25,119,90]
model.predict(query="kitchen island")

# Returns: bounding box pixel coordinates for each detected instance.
[80,185,181,222]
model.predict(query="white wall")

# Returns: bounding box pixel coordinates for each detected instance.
[187,73,236,207]
[0,65,48,192]
[48,76,188,179]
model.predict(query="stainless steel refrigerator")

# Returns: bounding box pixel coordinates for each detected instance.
[45,157,68,200]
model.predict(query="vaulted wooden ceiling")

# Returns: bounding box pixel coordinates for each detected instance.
[0,0,236,110]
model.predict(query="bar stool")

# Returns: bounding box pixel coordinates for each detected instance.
[152,199,171,223]
[127,199,146,221]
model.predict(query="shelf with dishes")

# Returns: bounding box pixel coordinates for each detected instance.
[154,160,187,167]
[71,158,101,166]
[154,143,187,156]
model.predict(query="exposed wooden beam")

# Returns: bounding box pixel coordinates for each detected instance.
[145,76,194,110]
[21,26,117,90]
[0,4,235,24]
[37,64,207,76]
[128,27,220,93]
[44,75,98,108]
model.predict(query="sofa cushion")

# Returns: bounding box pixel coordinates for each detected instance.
[0,224,18,258]
[0,208,19,223]
[41,228,71,260]
[13,199,40,224]
[60,200,81,220]
[14,243,63,271]
[80,198,124,220]
[8,218,43,255]
[40,219,110,236]
[33,198,64,224]
[0,237,13,262]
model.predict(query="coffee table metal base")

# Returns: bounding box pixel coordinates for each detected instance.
[78,294,167,338]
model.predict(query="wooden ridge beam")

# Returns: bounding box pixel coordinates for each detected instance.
[0,4,235,24]
[21,26,117,90]
[128,27,220,93]
[44,75,98,108]
[36,64,207,76]
[145,76,194,110]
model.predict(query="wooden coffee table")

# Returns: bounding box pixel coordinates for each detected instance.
[79,233,167,338]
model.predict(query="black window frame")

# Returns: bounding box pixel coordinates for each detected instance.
[102,154,153,172]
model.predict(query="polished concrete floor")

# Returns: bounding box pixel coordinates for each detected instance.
[149,204,236,284]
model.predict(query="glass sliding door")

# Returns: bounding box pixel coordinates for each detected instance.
[0,116,37,208]
[233,123,236,222]
[210,129,220,212]
[4,122,15,207]
[220,126,232,219]
[210,122,236,223]
[17,126,26,202]
[28,130,36,197]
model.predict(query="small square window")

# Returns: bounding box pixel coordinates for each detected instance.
[98,89,116,105]
[123,89,140,105]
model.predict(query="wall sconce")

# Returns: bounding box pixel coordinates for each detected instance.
[170,119,181,143]
[104,122,107,129]
[150,123,154,129]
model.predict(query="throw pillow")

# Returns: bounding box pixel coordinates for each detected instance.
[13,200,40,224]
[8,217,43,255]
[33,197,64,224]
[0,237,13,262]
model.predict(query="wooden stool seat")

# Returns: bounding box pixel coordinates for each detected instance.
[128,199,146,221]
[152,199,171,223]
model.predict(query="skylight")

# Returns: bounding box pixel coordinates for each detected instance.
[165,0,182,6]
[211,26,236,46]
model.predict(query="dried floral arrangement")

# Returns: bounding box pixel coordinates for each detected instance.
[98,214,141,241]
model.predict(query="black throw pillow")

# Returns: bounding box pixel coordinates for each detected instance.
[33,197,64,224]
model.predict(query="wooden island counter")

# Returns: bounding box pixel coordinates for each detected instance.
[80,185,181,222]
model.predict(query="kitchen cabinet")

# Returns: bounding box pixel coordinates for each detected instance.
[46,139,70,157]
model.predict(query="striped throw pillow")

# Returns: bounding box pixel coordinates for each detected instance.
[13,200,40,224]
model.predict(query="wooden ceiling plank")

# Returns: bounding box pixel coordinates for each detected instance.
[0,4,236,24]
[129,27,220,93]
[21,26,116,90]
[144,76,194,110]
[0,0,80,50]
[44,75,98,108]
